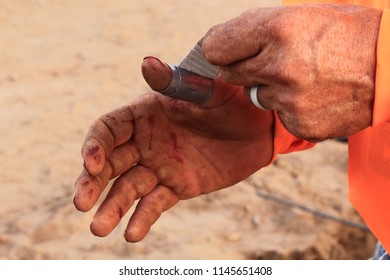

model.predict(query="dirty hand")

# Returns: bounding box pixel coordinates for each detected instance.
[202,4,382,141]
[73,57,274,242]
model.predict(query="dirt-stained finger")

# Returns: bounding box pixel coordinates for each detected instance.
[142,55,243,111]
[124,185,179,242]
[82,105,135,176]
[73,163,112,212]
[142,56,172,91]
[108,142,139,178]
[202,8,267,66]
[90,165,159,237]
[75,142,139,213]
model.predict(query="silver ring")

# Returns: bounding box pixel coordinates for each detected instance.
[250,86,269,110]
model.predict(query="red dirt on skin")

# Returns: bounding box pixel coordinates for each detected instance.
[88,145,99,155]
[87,145,101,165]
[117,207,124,219]
[148,115,155,151]
[169,132,177,150]
[169,132,183,163]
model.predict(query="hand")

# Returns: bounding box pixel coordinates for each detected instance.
[202,4,382,141]
[73,57,274,242]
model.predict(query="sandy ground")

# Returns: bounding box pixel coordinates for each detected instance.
[0,0,376,259]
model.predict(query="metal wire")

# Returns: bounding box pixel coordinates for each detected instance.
[248,180,370,232]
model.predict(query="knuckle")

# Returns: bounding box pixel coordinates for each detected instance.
[202,24,223,63]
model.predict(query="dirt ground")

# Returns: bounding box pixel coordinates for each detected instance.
[0,0,376,259]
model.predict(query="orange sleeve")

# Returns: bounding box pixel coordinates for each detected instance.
[271,112,316,163]
[282,0,388,8]
[372,9,390,126]
[282,0,351,4]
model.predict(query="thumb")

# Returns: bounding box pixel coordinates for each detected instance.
[202,8,271,66]
[141,56,241,109]
[141,56,172,91]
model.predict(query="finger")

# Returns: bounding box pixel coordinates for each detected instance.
[141,56,172,91]
[82,105,135,176]
[243,85,294,112]
[73,165,112,212]
[244,85,271,110]
[142,56,241,109]
[90,166,158,237]
[219,53,278,86]
[108,141,139,178]
[202,8,273,66]
[124,185,179,242]
[74,141,139,212]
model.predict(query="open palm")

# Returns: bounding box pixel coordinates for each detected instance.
[74,58,274,242]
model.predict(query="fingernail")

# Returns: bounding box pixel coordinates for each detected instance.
[143,56,162,63]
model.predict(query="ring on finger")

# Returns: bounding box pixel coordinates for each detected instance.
[250,86,269,110]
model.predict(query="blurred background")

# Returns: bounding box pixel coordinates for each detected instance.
[0,0,375,259]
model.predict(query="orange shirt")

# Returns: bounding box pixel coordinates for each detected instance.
[275,0,390,252]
